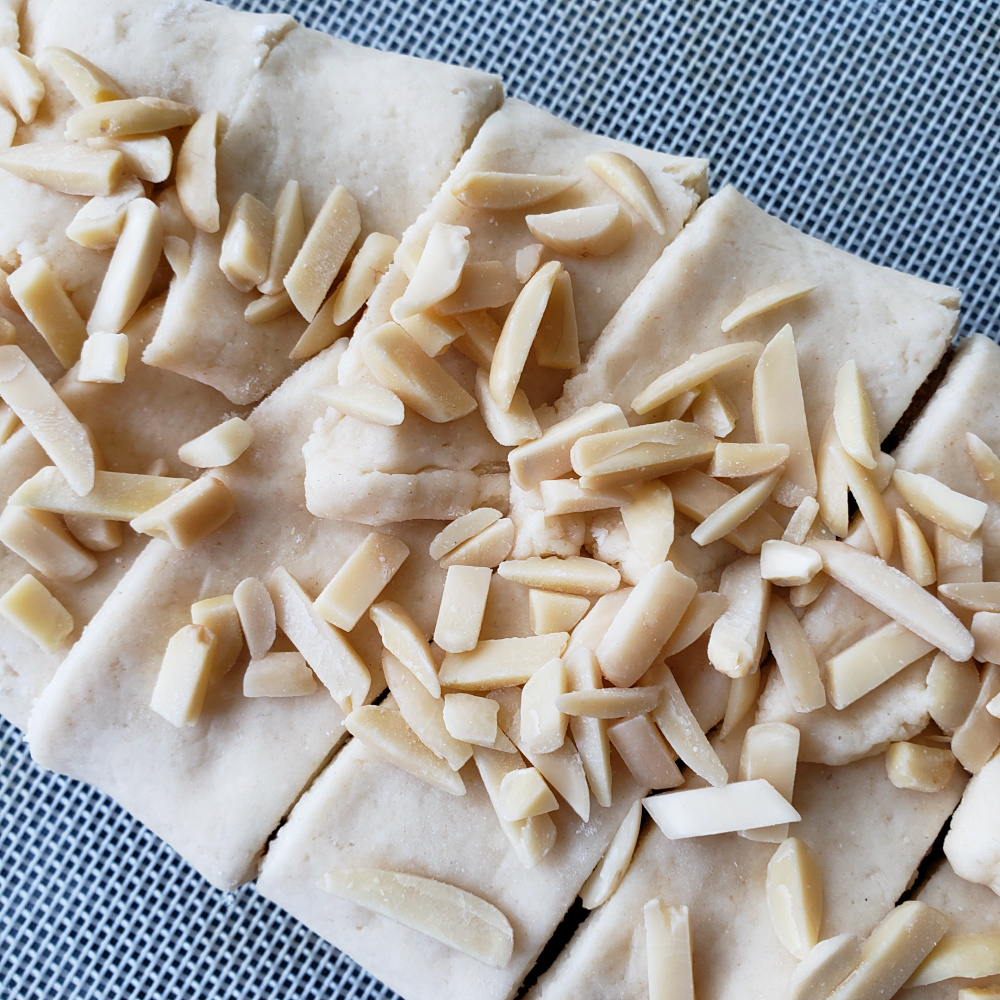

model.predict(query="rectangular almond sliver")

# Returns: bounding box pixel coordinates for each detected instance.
[243,652,317,698]
[429,508,502,561]
[6,257,87,369]
[0,572,73,654]
[893,469,988,542]
[564,647,614,808]
[529,589,590,635]
[0,141,124,196]
[720,279,816,333]
[739,722,800,843]
[556,687,662,719]
[474,367,540,448]
[938,582,1000,612]
[220,192,274,293]
[129,476,235,550]
[0,505,97,582]
[644,901,695,1000]
[497,555,621,596]
[438,633,569,692]
[906,932,1000,987]
[434,564,491,654]
[691,469,781,547]
[885,741,956,793]
[149,624,216,728]
[763,598,827,713]
[64,96,197,140]
[394,221,470,320]
[538,478,630,515]
[607,714,682,790]
[259,180,305,295]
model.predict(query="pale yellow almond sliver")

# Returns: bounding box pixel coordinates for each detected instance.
[579,799,643,909]
[451,170,577,209]
[64,96,196,139]
[0,504,97,583]
[191,594,243,681]
[782,495,820,545]
[966,432,1000,504]
[474,367,540,447]
[763,597,826,713]
[149,623,216,728]
[438,633,569,691]
[0,141,123,196]
[759,538,822,586]
[533,266,580,370]
[690,470,782,547]
[219,191,273,293]
[289,294,351,360]
[393,221,470,320]
[936,525,983,585]
[0,573,73,653]
[834,359,880,470]
[259,179,305,296]
[233,576,276,661]
[896,507,936,586]
[708,441,789,478]
[765,837,824,959]
[926,650,980,733]
[707,555,770,679]
[529,589,590,636]
[586,151,667,235]
[498,766,558,820]
[644,901,694,1000]
[564,647,614,806]
[620,479,675,576]
[329,231,398,324]
[720,279,816,333]
[525,203,631,258]
[43,46,126,105]
[894,468,987,542]
[951,661,1000,773]
[314,383,404,427]
[439,517,514,569]
[938,581,1000,612]
[434,564,491,655]
[436,260,517,316]
[175,110,220,233]
[497,555,621,597]
[789,935,862,1000]
[163,236,191,279]
[739,722,800,843]
[885,741,956,793]
[661,590,728,657]
[907,932,1000,987]
[691,378,738,438]
[519,656,567,755]
[178,417,254,469]
[130,475,235,550]
[78,331,128,384]
[243,651,317,698]
[88,134,172,183]
[514,243,545,283]
[429,508,502,561]
[607,713,681,790]
[0,47,44,123]
[452,310,501,367]
[555,686,661,719]
[538,478,630,516]
[390,305,463,358]
[442,693,498,747]
[370,600,440,698]
[6,256,87,368]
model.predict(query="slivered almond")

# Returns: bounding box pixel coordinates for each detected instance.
[708,555,770,678]
[556,686,661,719]
[11,467,188,520]
[0,574,73,653]
[632,341,762,415]
[564,647,614,806]
[390,305,463,357]
[453,310,501,368]
[130,475,234,549]
[691,378,738,438]
[393,221,470,320]
[489,260,560,410]
[243,652,317,698]
[708,441,789,478]
[834,360,880,470]
[938,582,1000,612]
[759,539,822,586]
[529,590,590,636]
[567,589,632,656]
[908,932,1000,987]
[789,936,862,1000]
[434,564,491,654]
[191,595,243,680]
[259,180,305,295]
[619,479,675,578]
[89,134,172,183]
[88,198,162,334]
[534,266,580,369]
[289,293,350,360]
[233,577,276,660]
[764,598,827,713]
[691,470,781,547]
[897,508,936,586]
[720,279,816,333]
[579,799,642,909]
[0,141,123,196]
[328,231,397,323]
[739,722,800,842]
[720,671,762,740]
[526,203,631,257]
[966,432,1000,503]
[936,526,983,585]
[285,184,360,321]
[178,417,253,468]
[0,348,95,495]
[64,96,196,139]
[0,505,97,582]
[451,170,577,209]
[514,243,544,283]
[219,192,273,292]
[438,633,569,691]
[497,555,621,596]
[498,767,558,820]
[315,531,409,631]
[163,236,191,279]
[149,624,215,727]
[439,517,514,569]
[78,330,128,383]
[951,662,1000,773]
[885,741,956,793]
[519,657,567,754]
[64,513,121,553]
[429,508,502,561]
[586,151,667,234]
[645,901,694,1000]
[656,388,700,421]
[474,367,539,447]
[816,418,850,537]
[509,402,627,491]
[643,780,800,838]
[538,479,629,516]
[752,325,817,506]
[315,383,404,426]
[661,591,728,657]
[766,837,823,958]
[972,611,1000,662]
[436,260,517,316]
[7,256,86,368]
[244,290,294,324]
[597,561,696,686]
[783,495,820,545]
[894,469,987,541]
[926,651,981,733]
[175,111,220,233]
[43,46,126,105]
[268,566,370,712]
[360,322,476,423]
[370,601,440,698]
[0,47,43,123]
[442,693,498,747]
[345,705,465,796]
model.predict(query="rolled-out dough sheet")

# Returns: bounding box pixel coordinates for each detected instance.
[142,16,504,403]
[256,731,643,1000]
[527,752,966,1000]
[27,341,445,890]
[757,334,1000,764]
[303,97,708,524]
[0,299,240,731]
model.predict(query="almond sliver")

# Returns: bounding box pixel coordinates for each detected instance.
[765,837,824,958]
[556,686,661,719]
[429,507,503,561]
[937,581,1000,612]
[586,151,668,235]
[966,432,1000,504]
[893,469,987,542]
[834,360,880,470]
[525,203,631,257]
[690,470,781,547]
[393,221,470,320]
[644,901,694,1000]
[451,170,577,209]
[708,441,789,478]
[314,383,404,427]
[65,96,197,139]
[370,600,441,698]
[259,179,305,295]
[43,46,127,105]
[497,555,621,596]
[763,598,826,713]
[739,723,800,843]
[0,141,123,196]
[438,633,569,691]
[175,111,220,233]
[579,799,642,909]
[6,256,87,368]
[720,279,816,333]
[0,47,44,123]
[896,508,936,586]
[329,231,398,324]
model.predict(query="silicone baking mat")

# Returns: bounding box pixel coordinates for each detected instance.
[2,1,999,998]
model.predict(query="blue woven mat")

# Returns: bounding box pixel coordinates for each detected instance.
[3,1,999,998]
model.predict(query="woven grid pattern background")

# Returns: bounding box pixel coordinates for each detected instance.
[2,1,999,998]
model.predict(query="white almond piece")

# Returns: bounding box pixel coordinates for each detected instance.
[219,192,273,293]
[643,779,800,839]
[267,566,371,713]
[515,243,545,283]
[620,479,675,577]
[88,135,172,183]
[369,601,440,699]
[966,431,1000,504]
[632,341,763,415]
[936,526,984,585]
[896,507,936,586]
[360,322,476,424]
[519,656,568,754]
[812,539,974,661]
[764,597,827,713]
[690,469,782,547]
[233,577,276,661]
[0,141,123,196]
[525,202,631,257]
[438,633,569,692]
[429,508,503,561]
[708,555,770,678]
[434,564,491,654]
[644,901,695,1000]
[77,331,128,384]
[43,46,126,105]
[661,591,729,657]
[596,561,696,686]
[442,693,498,747]
[894,469,987,542]
[708,441,790,478]
[927,651,981,733]
[130,476,234,550]
[327,231,397,323]
[827,901,949,1000]
[244,288,294,327]
[315,531,409,631]
[783,495,820,545]
[534,267,580,369]
[314,383,404,427]
[529,590,590,636]
[789,935,862,1000]
[971,611,1000,662]
[907,932,1000,986]
[149,624,216,728]
[829,429,895,562]
[0,347,95,495]
[243,652,317,698]
[64,96,196,139]
[323,867,512,968]
[586,151,667,234]
[51,508,119,555]
[0,504,97,582]
[436,260,517,316]
[720,670,762,740]
[739,722,800,842]
[259,180,305,295]
[88,198,162,334]
[885,741,956,793]
[190,595,243,680]
[759,538,822,586]
[752,325,817,506]
[7,256,87,369]
[720,279,816,333]
[834,359,880,470]
[556,686,661,719]
[951,662,1000,773]
[564,647,614,807]
[765,837,824,959]
[285,184,360,322]
[390,304,463,357]
[691,378,738,438]
[393,221,470,320]
[345,705,465,797]
[816,417,850,537]
[11,467,188,520]
[0,573,73,653]
[474,367,540,447]
[607,714,683,789]
[509,402,628,491]
[498,766,558,821]
[579,799,643,909]
[451,170,577,209]
[0,47,44,123]
[938,582,1000,612]
[178,417,254,469]
[498,555,621,597]
[439,518,514,569]
[175,110,220,233]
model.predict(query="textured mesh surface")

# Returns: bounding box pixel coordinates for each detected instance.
[2,1,999,998]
